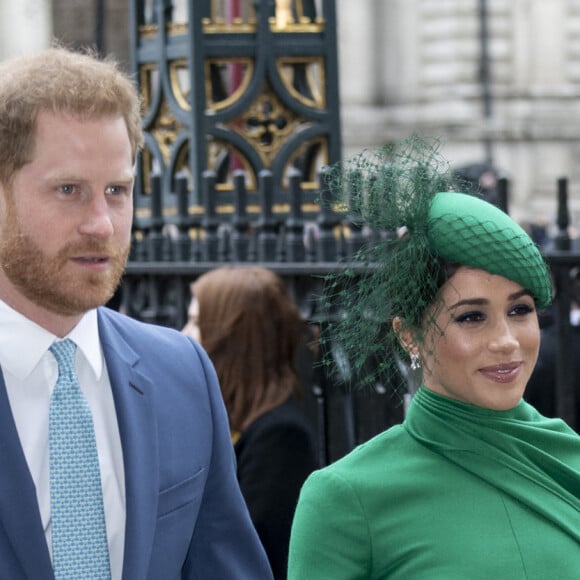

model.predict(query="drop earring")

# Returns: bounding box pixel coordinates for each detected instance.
[410,352,421,371]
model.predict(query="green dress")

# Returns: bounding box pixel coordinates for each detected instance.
[287,387,580,579]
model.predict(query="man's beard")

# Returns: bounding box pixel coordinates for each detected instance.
[0,212,129,317]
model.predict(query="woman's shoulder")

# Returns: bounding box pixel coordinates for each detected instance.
[331,423,408,465]
[306,423,425,490]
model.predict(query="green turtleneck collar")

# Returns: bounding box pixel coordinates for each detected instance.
[405,387,580,542]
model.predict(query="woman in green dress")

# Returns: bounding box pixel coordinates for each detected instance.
[287,139,580,579]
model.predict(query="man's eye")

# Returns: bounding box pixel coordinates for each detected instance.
[59,184,76,195]
[106,185,127,196]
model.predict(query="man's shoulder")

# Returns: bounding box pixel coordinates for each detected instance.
[97,307,200,357]
[97,307,218,400]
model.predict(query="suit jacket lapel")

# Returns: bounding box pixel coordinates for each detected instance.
[98,311,159,580]
[0,370,54,578]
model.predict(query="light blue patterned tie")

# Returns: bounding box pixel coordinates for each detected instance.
[49,339,111,579]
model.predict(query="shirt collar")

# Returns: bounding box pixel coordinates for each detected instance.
[68,309,103,379]
[0,300,103,380]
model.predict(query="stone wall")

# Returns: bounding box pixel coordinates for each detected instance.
[337,0,580,227]
[0,0,52,58]
[51,0,131,69]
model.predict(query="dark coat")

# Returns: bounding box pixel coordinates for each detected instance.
[235,397,319,580]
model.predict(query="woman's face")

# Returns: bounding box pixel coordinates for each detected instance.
[419,267,540,410]
[182,297,201,343]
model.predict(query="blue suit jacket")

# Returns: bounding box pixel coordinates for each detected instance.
[0,307,274,579]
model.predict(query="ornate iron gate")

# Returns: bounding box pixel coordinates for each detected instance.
[125,1,580,465]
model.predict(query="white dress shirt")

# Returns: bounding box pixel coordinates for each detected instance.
[0,300,126,579]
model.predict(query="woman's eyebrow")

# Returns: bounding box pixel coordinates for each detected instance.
[449,289,531,310]
[449,297,487,310]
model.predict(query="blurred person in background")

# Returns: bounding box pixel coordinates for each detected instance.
[183,266,318,580]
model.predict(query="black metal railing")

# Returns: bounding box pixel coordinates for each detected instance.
[122,170,580,463]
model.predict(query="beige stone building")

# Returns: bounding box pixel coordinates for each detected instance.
[338,0,580,228]
[3,0,580,227]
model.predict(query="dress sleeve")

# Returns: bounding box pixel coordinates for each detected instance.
[287,468,371,580]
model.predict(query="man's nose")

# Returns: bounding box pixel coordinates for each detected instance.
[78,195,114,239]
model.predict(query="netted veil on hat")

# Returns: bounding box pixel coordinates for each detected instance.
[319,136,552,392]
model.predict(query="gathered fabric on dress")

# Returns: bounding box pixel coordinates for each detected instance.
[406,387,580,543]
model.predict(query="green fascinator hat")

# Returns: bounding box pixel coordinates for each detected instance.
[321,136,552,391]
[428,191,552,308]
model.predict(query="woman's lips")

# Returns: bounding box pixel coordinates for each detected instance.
[479,362,522,383]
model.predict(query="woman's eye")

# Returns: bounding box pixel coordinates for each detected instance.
[510,303,535,316]
[455,310,485,324]
[454,311,485,324]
